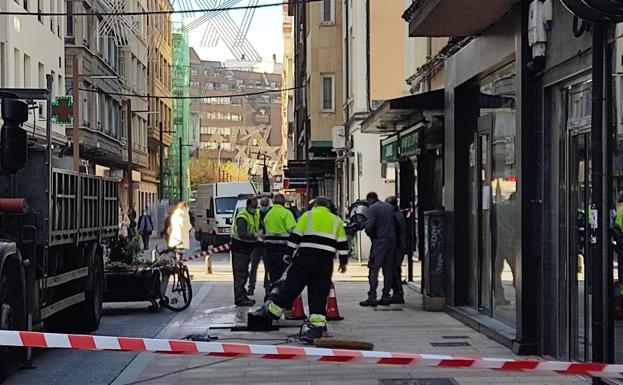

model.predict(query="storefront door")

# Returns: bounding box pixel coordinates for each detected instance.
[477,129,493,315]
[558,80,593,362]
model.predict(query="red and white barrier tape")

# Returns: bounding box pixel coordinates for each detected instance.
[1,330,622,378]
[182,243,231,262]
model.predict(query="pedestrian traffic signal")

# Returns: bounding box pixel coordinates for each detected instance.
[0,98,29,173]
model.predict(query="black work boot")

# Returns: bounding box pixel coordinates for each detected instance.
[378,296,391,306]
[300,324,327,344]
[247,287,255,296]
[390,295,405,304]
[235,298,256,307]
[359,298,378,307]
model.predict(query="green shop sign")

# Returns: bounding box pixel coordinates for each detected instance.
[380,135,398,164]
[399,125,421,157]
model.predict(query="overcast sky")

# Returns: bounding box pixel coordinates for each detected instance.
[173,0,284,63]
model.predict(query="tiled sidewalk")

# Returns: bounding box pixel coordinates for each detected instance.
[114,277,588,385]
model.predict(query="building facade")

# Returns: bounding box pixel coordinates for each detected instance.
[0,0,66,144]
[146,0,174,206]
[286,0,343,203]
[188,50,283,183]
[398,0,623,368]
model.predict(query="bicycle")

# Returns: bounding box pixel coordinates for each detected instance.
[154,246,193,312]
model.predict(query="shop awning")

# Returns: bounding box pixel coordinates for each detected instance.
[403,0,519,37]
[361,89,444,134]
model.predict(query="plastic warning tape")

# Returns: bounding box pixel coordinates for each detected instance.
[182,243,231,262]
[1,330,622,378]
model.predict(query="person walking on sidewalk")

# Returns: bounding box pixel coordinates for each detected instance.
[386,196,406,304]
[166,202,193,251]
[360,192,396,307]
[262,193,297,291]
[231,197,261,307]
[138,207,154,251]
[252,197,349,343]
[248,196,270,296]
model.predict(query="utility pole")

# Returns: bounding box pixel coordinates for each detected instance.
[159,122,164,199]
[179,137,193,201]
[72,56,80,172]
[126,100,134,211]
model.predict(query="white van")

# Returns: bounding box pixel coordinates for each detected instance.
[194,182,256,250]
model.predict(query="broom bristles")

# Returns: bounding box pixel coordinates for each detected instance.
[314,338,374,351]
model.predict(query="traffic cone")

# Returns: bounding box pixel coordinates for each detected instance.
[326,282,344,321]
[287,295,307,320]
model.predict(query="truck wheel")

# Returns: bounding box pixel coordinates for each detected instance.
[0,274,25,381]
[76,248,104,333]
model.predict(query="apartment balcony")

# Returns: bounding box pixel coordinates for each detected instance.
[148,126,173,147]
[121,144,149,169]
[403,0,518,37]
[66,126,125,168]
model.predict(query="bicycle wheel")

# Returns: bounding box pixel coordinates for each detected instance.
[161,264,192,311]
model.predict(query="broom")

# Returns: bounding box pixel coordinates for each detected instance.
[313,338,374,351]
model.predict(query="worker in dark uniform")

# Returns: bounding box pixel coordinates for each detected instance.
[248,196,271,296]
[252,197,349,343]
[386,196,406,304]
[230,197,261,307]
[263,193,297,291]
[360,192,396,307]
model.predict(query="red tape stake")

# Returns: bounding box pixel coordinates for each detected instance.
[2,330,623,379]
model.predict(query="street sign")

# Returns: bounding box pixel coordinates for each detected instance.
[51,97,74,125]
[273,175,283,190]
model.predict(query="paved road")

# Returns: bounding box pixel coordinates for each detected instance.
[5,298,187,385]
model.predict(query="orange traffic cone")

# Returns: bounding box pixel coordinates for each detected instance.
[287,295,307,320]
[326,282,344,321]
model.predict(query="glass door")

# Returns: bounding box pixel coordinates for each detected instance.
[478,130,493,315]
[567,131,592,361]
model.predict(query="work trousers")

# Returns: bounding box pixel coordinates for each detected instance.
[231,249,251,303]
[368,238,396,300]
[248,246,266,291]
[264,244,288,289]
[391,247,405,298]
[274,254,333,317]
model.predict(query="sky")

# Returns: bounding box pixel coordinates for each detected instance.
[173,0,284,64]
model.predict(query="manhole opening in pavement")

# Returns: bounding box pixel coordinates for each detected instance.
[430,341,471,347]
[441,335,471,340]
[380,379,459,385]
[372,308,404,312]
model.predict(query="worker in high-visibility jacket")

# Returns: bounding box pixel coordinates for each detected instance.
[262,193,297,291]
[252,196,349,343]
[231,197,262,307]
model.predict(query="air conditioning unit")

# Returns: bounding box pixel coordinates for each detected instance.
[332,126,346,150]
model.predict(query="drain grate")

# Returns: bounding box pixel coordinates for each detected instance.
[430,341,471,347]
[380,379,458,385]
[372,308,404,312]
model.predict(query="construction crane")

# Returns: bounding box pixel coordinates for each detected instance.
[172,0,262,62]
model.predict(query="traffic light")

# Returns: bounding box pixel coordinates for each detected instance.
[0,98,29,173]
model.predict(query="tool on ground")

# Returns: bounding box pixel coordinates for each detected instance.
[314,338,374,351]
[3,330,623,379]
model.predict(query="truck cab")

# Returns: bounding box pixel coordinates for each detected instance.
[194,182,256,250]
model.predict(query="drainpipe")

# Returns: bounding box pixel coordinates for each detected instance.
[366,0,371,111]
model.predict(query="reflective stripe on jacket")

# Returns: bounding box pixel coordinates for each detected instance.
[287,206,349,264]
[264,204,297,245]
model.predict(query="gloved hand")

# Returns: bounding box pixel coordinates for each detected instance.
[338,264,347,274]
[254,230,265,239]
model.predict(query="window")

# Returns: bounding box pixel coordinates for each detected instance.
[321,0,334,23]
[66,1,74,37]
[23,55,30,87]
[0,42,5,87]
[14,49,20,88]
[320,75,334,112]
[38,63,44,88]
